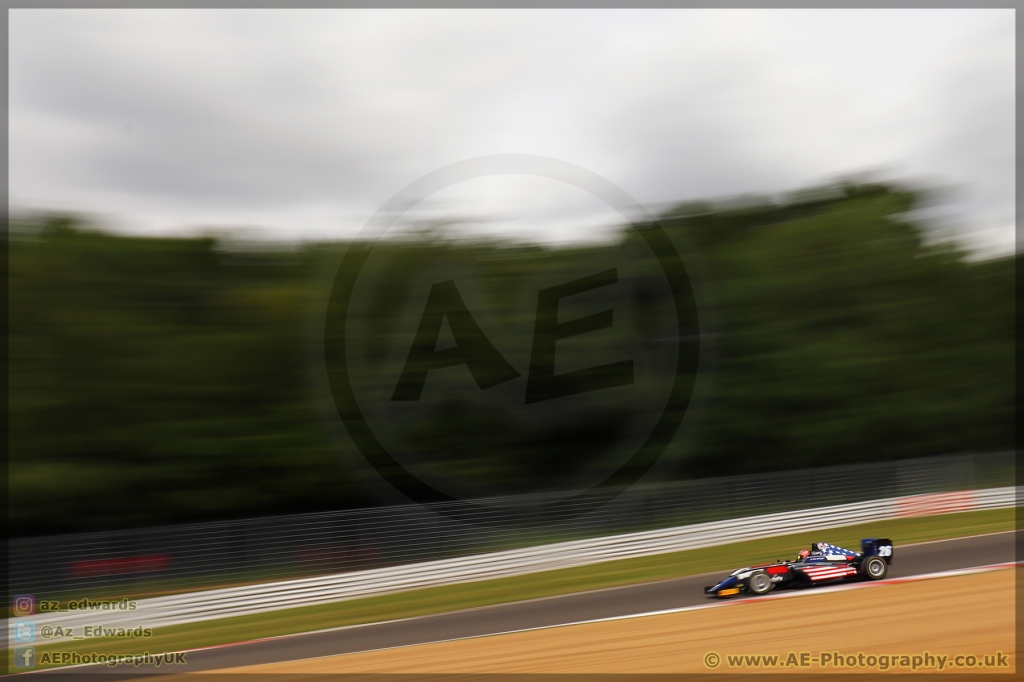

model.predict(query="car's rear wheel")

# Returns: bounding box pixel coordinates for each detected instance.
[861,556,888,580]
[747,571,774,595]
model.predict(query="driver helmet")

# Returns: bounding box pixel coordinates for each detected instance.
[798,549,811,559]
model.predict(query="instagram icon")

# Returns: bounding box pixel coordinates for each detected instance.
[13,595,34,616]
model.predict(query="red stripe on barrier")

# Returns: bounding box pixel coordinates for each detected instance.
[69,555,172,578]
[896,490,977,518]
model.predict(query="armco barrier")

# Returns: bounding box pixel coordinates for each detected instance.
[18,485,1015,639]
[11,451,1013,600]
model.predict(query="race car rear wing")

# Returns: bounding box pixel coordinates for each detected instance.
[861,538,893,564]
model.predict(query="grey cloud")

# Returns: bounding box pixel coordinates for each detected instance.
[9,9,1016,254]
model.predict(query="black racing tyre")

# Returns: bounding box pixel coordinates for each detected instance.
[861,556,888,580]
[747,571,774,595]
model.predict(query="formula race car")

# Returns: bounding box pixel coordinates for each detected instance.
[704,538,893,598]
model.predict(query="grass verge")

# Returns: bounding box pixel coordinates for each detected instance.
[20,507,1014,670]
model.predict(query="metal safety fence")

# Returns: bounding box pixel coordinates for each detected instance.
[18,485,1016,640]
[10,451,1013,599]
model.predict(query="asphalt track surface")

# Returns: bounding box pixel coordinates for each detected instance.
[23,530,1016,678]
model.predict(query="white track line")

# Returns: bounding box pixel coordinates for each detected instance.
[179,531,1021,656]
[262,561,1018,664]
[213,528,1020,634]
[15,535,1018,675]
[19,489,1016,638]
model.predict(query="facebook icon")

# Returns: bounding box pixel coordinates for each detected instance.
[14,646,35,668]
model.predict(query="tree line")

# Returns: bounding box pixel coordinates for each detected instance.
[9,182,1012,535]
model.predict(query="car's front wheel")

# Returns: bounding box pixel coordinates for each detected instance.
[861,556,888,580]
[747,571,774,595]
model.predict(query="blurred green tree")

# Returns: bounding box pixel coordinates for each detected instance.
[7,182,1012,534]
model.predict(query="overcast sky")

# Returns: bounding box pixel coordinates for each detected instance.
[9,9,1016,256]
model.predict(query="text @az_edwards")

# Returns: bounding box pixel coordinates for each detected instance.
[39,624,152,639]
[30,598,138,613]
